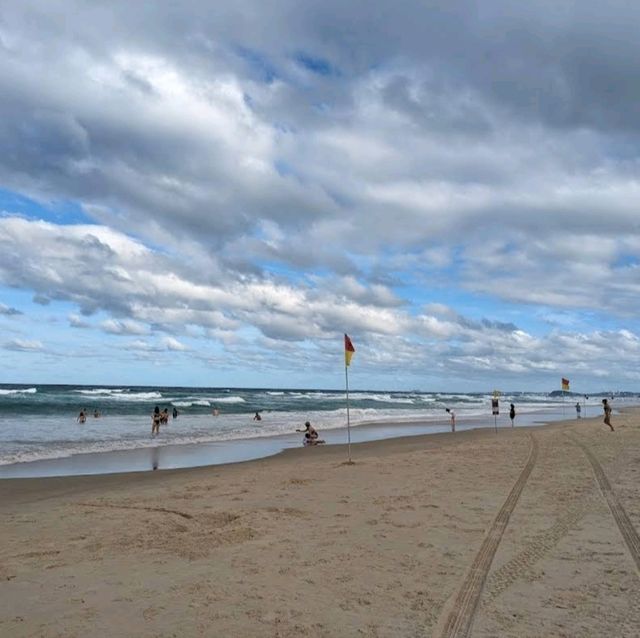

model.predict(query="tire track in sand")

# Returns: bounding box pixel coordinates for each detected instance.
[568,434,640,574]
[437,433,539,638]
[483,491,597,602]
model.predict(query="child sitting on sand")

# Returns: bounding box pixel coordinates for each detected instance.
[303,431,325,446]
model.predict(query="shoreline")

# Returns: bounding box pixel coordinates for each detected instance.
[0,409,599,495]
[0,405,596,479]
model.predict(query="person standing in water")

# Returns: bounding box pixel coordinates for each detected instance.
[77,409,86,424]
[445,408,456,432]
[602,398,614,431]
[151,405,161,436]
[509,403,516,427]
[253,411,262,421]
[172,407,178,419]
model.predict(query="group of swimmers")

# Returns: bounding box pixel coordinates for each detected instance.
[77,408,100,423]
[151,405,179,435]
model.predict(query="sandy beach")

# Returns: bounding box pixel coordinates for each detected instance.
[1,410,639,637]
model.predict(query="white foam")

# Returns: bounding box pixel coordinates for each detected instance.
[207,396,245,404]
[0,387,37,395]
[114,392,163,401]
[74,388,125,395]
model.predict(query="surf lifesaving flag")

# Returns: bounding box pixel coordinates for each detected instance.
[562,378,570,391]
[344,334,355,367]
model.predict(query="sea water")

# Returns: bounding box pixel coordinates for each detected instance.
[0,385,634,474]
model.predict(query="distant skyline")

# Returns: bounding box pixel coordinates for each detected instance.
[1,2,640,391]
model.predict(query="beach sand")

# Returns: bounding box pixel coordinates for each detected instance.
[1,410,639,637]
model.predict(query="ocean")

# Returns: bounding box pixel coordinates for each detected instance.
[0,384,630,473]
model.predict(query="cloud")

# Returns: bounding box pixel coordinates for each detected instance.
[100,318,149,336]
[0,303,22,316]
[4,338,44,352]
[161,336,189,351]
[129,337,189,353]
[1,2,639,266]
[68,314,90,328]
[0,218,413,340]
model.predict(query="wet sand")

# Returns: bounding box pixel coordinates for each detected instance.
[1,410,639,637]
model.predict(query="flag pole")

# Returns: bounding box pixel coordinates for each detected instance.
[345,361,352,463]
[343,334,355,463]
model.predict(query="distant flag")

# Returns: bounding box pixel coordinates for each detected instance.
[344,334,356,462]
[562,378,570,391]
[344,334,355,367]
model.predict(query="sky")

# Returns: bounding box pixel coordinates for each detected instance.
[1,1,639,392]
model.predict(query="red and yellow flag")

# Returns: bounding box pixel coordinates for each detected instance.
[344,334,355,367]
[561,378,570,391]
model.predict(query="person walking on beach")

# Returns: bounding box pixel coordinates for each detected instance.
[445,408,455,432]
[575,402,581,419]
[509,403,516,427]
[602,399,614,431]
[152,405,161,436]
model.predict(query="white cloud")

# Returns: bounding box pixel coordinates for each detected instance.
[100,318,149,336]
[161,336,188,351]
[4,338,44,352]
